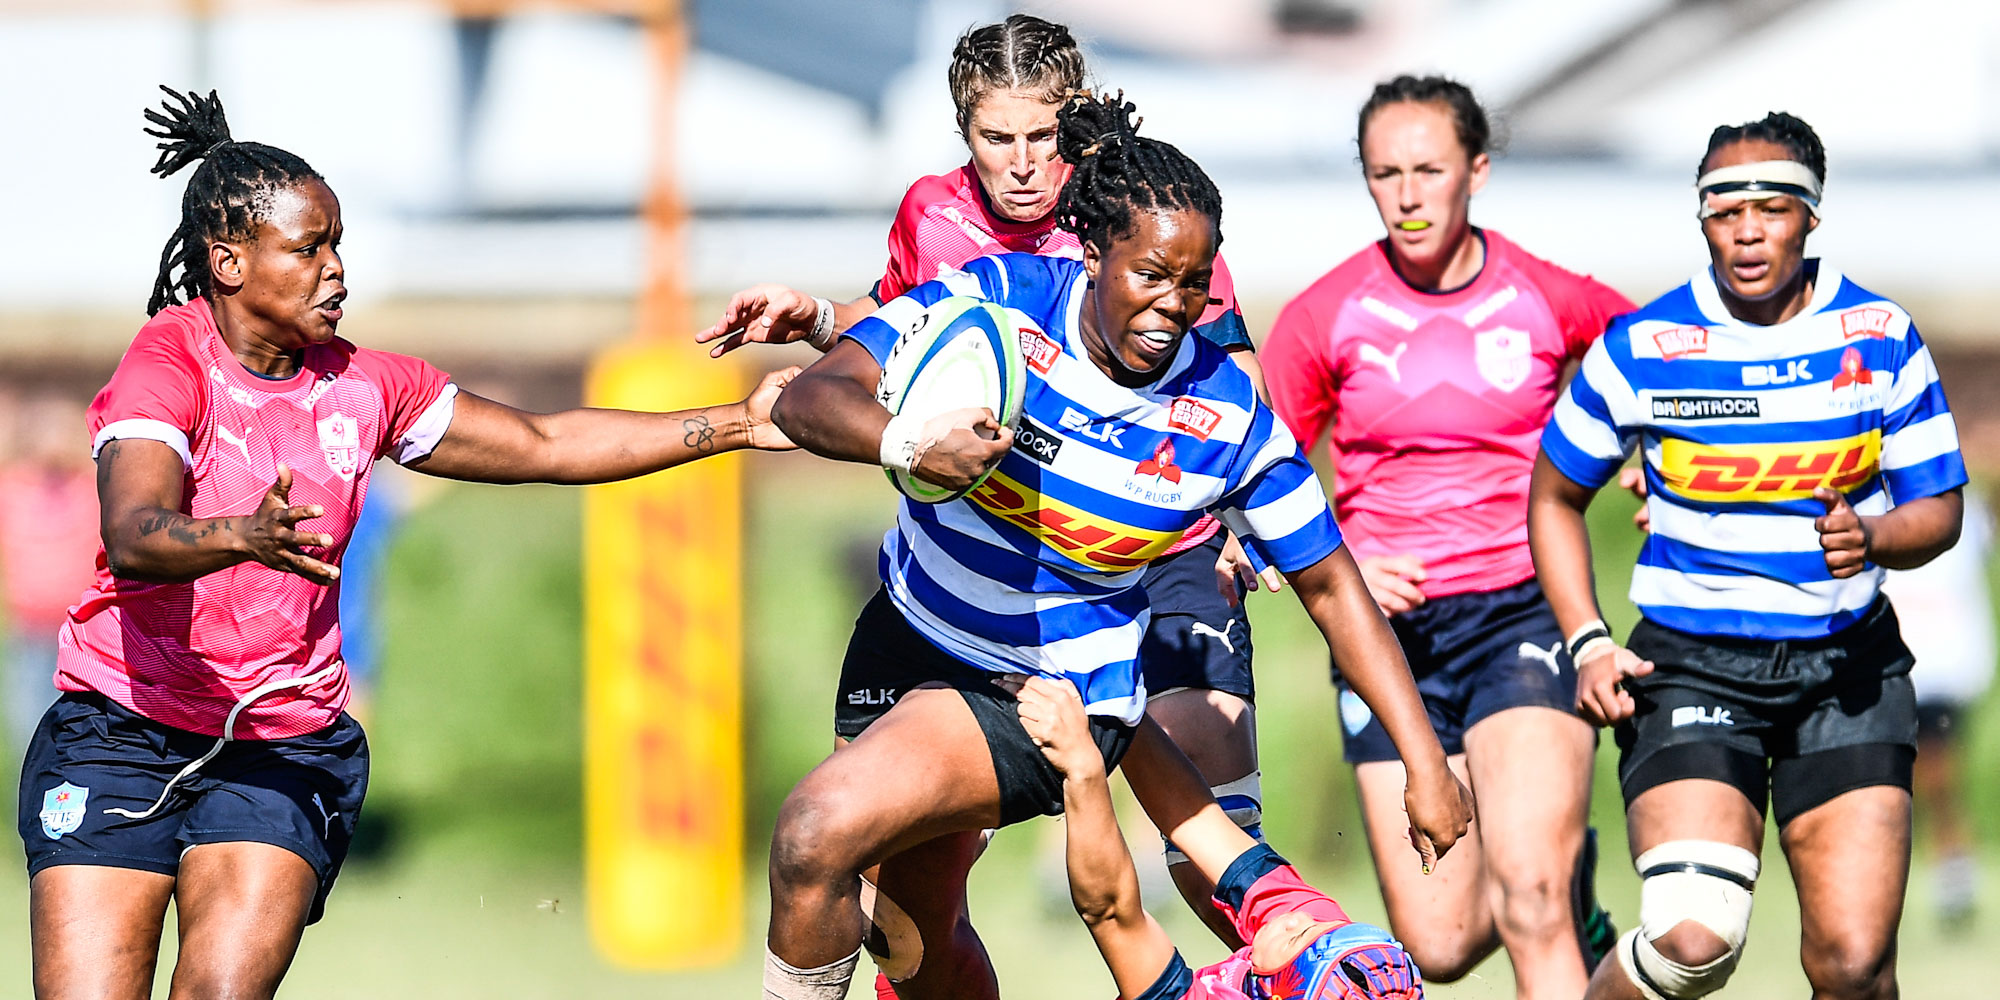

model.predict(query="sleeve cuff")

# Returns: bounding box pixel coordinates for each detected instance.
[93,419,192,468]
[388,383,459,465]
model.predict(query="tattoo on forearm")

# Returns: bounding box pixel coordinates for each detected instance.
[683,415,717,453]
[136,511,231,547]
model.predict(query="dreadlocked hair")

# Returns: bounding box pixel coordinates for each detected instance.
[1052,91,1223,251]
[143,85,321,316]
[948,14,1085,137]
[1700,111,1827,185]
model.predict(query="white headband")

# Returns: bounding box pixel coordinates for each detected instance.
[1695,159,1822,219]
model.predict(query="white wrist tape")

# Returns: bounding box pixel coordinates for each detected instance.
[807,296,837,350]
[879,412,927,473]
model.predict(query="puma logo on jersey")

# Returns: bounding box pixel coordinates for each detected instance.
[311,792,340,839]
[1357,343,1408,383]
[1517,641,1562,675]
[216,424,254,468]
[1191,620,1237,654]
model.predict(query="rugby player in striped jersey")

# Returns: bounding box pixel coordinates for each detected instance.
[701,14,1290,952]
[1530,113,1966,1000]
[759,92,1470,1000]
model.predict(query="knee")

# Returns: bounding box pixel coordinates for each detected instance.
[770,786,868,892]
[1399,935,1486,983]
[1615,840,1760,1000]
[1801,937,1895,1000]
[1490,866,1571,942]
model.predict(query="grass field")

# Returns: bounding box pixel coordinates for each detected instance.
[2,459,1996,997]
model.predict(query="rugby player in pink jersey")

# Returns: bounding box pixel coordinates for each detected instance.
[17,88,799,1000]
[1010,673,1422,1000]
[1260,77,1633,1000]
[699,13,1284,954]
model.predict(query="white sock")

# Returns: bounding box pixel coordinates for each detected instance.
[764,945,862,1000]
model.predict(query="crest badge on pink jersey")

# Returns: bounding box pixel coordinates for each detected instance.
[1474,327,1532,392]
[316,412,361,480]
[40,781,88,840]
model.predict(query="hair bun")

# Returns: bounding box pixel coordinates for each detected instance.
[143,85,234,179]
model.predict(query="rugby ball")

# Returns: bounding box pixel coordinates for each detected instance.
[875,296,1027,503]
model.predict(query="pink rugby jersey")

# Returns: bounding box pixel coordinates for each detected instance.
[1263,230,1632,598]
[59,300,456,739]
[877,164,1253,554]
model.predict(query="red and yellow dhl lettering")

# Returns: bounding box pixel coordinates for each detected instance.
[968,469,1181,571]
[1658,432,1880,502]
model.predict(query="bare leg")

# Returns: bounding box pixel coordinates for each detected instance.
[30,865,175,1000]
[1463,706,1596,1000]
[1582,779,1763,1000]
[166,842,319,1000]
[1783,786,1910,1000]
[1146,687,1257,948]
[1354,754,1496,981]
[767,688,1003,993]
[872,831,996,1000]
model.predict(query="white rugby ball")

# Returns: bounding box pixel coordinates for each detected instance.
[875,296,1028,503]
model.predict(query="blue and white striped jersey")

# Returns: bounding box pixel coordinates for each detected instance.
[1542,262,1966,640]
[846,253,1344,723]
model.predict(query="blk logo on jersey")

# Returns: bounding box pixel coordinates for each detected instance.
[39,782,88,840]
[1474,327,1532,392]
[1652,325,1709,360]
[1014,415,1065,466]
[1167,397,1222,441]
[1841,308,1891,341]
[1671,706,1734,728]
[316,412,361,481]
[1059,407,1126,448]
[1742,359,1812,386]
[1135,441,1182,483]
[1830,347,1874,390]
[1657,432,1880,502]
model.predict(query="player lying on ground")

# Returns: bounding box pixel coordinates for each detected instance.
[1530,111,1965,1000]
[758,90,1470,1000]
[18,87,798,1000]
[1260,74,1630,999]
[1011,673,1423,1000]
[699,15,1281,950]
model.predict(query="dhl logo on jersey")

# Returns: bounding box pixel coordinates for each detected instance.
[1657,432,1881,503]
[967,469,1182,572]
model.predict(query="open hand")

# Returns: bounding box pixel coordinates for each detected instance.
[695,284,818,357]
[742,366,803,451]
[243,465,339,584]
[1814,487,1872,578]
[1215,532,1284,607]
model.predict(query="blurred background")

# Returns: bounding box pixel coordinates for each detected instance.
[1,0,1998,995]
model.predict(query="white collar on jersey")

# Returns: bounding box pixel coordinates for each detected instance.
[1059,267,1200,391]
[1691,258,1844,329]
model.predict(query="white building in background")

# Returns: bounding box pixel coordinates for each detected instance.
[0,0,1995,331]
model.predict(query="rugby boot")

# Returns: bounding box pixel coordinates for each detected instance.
[1572,826,1618,973]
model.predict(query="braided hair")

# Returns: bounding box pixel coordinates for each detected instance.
[948,15,1086,137]
[1052,91,1223,251]
[1700,112,1827,185]
[143,86,321,316]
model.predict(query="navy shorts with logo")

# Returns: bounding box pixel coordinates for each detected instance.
[1618,597,1916,828]
[1338,577,1576,763]
[19,692,368,923]
[1139,532,1255,702]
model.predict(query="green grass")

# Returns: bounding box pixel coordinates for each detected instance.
[2,469,1996,996]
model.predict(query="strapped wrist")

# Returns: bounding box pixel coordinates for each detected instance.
[1565,619,1614,662]
[879,412,925,473]
[806,296,837,350]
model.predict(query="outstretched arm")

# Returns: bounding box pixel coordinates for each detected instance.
[408,367,798,485]
[694,284,882,358]
[1010,677,1180,1000]
[1288,548,1471,868]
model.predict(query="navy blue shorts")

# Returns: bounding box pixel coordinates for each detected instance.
[18,692,368,924]
[1338,578,1577,763]
[1139,533,1255,702]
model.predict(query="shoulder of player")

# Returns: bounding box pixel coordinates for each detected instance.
[121,302,210,368]
[1809,267,1917,340]
[1484,229,1605,294]
[1272,244,1387,331]
[1601,282,1708,359]
[894,167,985,231]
